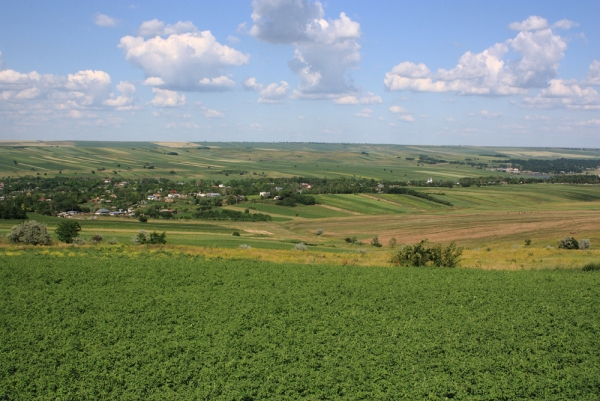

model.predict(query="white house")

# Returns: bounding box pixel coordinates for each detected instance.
[260,191,270,197]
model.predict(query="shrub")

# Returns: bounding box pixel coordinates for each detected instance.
[558,237,579,250]
[72,237,86,245]
[524,239,532,246]
[582,262,600,271]
[316,228,323,236]
[132,230,166,245]
[232,231,241,236]
[239,244,251,249]
[390,239,463,268]
[7,220,52,245]
[138,215,148,223]
[90,234,103,244]
[107,237,119,245]
[578,239,591,250]
[344,237,353,243]
[371,235,382,247]
[56,220,81,243]
[388,237,397,248]
[294,243,308,251]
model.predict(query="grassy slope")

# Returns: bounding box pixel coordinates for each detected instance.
[1,250,599,400]
[3,142,600,181]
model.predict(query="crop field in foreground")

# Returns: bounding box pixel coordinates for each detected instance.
[1,249,599,400]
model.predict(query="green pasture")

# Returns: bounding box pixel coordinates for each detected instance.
[228,202,351,219]
[5,141,600,181]
[1,250,599,400]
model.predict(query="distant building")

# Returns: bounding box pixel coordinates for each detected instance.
[260,192,270,197]
[95,208,110,215]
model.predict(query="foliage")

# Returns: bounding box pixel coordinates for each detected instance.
[238,244,251,249]
[387,187,453,206]
[55,220,82,243]
[578,239,591,250]
[370,235,382,247]
[193,209,271,222]
[1,251,599,399]
[388,237,397,248]
[232,231,241,236]
[6,220,52,245]
[582,262,600,271]
[90,234,103,244]
[294,242,308,251]
[390,239,463,267]
[138,215,148,223]
[0,203,28,219]
[107,237,119,245]
[558,236,579,250]
[72,236,86,245]
[276,190,316,207]
[132,230,167,245]
[316,228,323,236]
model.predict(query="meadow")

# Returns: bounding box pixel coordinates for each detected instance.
[1,248,599,400]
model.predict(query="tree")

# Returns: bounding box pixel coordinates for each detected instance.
[7,220,52,245]
[55,220,81,243]
[371,235,382,247]
[388,237,397,248]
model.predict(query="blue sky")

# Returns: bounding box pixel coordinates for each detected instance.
[0,0,598,146]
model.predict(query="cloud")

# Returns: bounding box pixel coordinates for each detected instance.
[103,81,137,110]
[138,19,197,38]
[251,0,361,99]
[398,115,414,122]
[585,60,600,85]
[385,19,568,96]
[227,35,240,43]
[509,16,548,31]
[243,77,264,91]
[120,20,249,91]
[551,19,578,30]
[354,108,373,118]
[575,119,600,126]
[333,92,382,104]
[195,102,225,118]
[259,81,289,103]
[150,88,186,107]
[389,105,410,114]
[522,79,600,110]
[94,13,118,27]
[524,114,550,120]
[480,110,502,119]
[445,117,456,122]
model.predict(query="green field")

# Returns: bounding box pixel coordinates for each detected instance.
[3,141,600,181]
[1,249,599,400]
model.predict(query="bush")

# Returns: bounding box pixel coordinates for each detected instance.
[72,237,86,246]
[90,234,103,244]
[582,262,600,271]
[558,236,579,250]
[294,243,308,251]
[107,237,119,245]
[232,231,241,236]
[388,237,397,248]
[7,220,52,245]
[56,220,81,243]
[138,215,148,223]
[132,230,166,245]
[578,239,591,250]
[316,228,323,236]
[371,235,382,247]
[390,239,463,268]
[239,244,251,249]
[524,239,532,246]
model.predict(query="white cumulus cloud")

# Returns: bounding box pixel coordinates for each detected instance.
[150,88,186,107]
[354,108,373,118]
[243,77,264,91]
[585,60,600,85]
[94,13,118,27]
[259,81,289,103]
[509,16,548,31]
[333,93,382,104]
[120,21,249,91]
[251,0,361,99]
[385,18,568,96]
